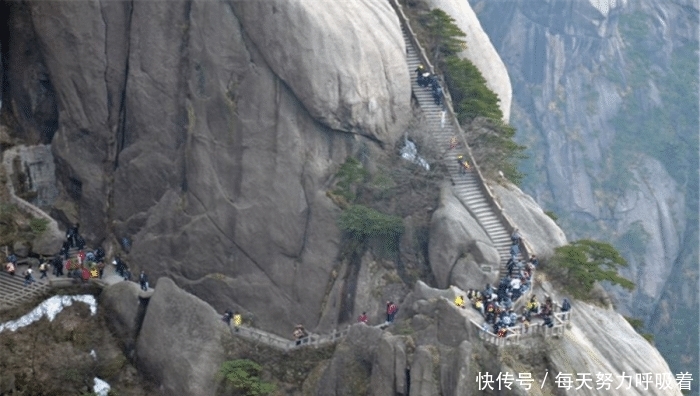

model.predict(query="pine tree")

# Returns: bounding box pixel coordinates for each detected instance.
[418,9,466,64]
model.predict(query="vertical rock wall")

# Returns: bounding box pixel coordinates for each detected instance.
[2,0,412,335]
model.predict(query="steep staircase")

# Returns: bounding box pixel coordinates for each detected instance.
[0,246,128,311]
[0,264,53,310]
[401,29,522,277]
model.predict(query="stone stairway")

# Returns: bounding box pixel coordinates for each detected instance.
[0,246,129,311]
[401,28,522,277]
[0,267,52,310]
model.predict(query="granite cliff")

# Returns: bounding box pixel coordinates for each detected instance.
[469,0,699,378]
[0,0,686,394]
[1,0,412,334]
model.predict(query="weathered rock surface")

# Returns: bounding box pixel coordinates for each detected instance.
[425,0,512,122]
[4,0,412,336]
[429,185,499,289]
[490,182,567,259]
[316,324,384,395]
[136,277,229,396]
[550,301,682,396]
[470,0,698,373]
[231,0,411,142]
[101,280,146,355]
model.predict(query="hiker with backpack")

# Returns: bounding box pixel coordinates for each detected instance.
[39,260,48,279]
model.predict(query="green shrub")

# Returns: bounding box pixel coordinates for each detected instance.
[332,157,368,203]
[547,239,635,301]
[338,205,404,242]
[218,359,275,396]
[544,211,559,222]
[30,217,49,235]
[444,56,503,121]
[417,9,466,63]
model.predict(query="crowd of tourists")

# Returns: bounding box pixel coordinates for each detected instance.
[3,223,150,292]
[454,230,572,337]
[415,64,445,108]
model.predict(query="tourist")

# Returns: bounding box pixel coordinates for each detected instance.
[233,312,242,332]
[222,309,233,325]
[293,324,308,346]
[39,261,48,279]
[139,271,149,291]
[386,301,398,323]
[511,229,522,245]
[23,265,35,286]
[5,261,15,276]
[358,312,368,324]
[561,298,571,312]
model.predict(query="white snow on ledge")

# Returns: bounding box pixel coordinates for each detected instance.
[0,294,97,333]
[94,377,111,396]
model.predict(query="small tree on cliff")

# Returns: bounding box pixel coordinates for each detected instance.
[548,239,635,301]
[418,9,466,64]
[218,359,275,396]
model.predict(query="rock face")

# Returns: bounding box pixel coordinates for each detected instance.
[2,0,411,336]
[231,0,411,141]
[469,0,698,374]
[101,280,147,355]
[136,277,229,396]
[550,301,682,396]
[425,0,512,122]
[490,182,567,259]
[428,185,499,290]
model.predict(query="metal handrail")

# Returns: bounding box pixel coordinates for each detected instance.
[387,0,535,264]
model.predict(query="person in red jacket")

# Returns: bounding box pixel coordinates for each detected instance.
[386,301,398,323]
[358,312,368,324]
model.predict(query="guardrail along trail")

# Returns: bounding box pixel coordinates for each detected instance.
[390,0,528,276]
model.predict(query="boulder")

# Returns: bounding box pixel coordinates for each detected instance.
[12,241,29,258]
[100,280,146,354]
[452,341,475,396]
[429,185,499,288]
[435,298,471,348]
[316,324,384,396]
[370,334,399,396]
[489,182,567,259]
[549,302,682,396]
[30,221,64,256]
[136,277,229,396]
[425,0,512,122]
[409,345,439,396]
[231,0,411,144]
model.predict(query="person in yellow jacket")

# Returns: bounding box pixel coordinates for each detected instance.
[454,295,465,308]
[233,312,242,332]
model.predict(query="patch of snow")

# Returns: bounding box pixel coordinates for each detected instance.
[0,295,97,333]
[94,377,111,396]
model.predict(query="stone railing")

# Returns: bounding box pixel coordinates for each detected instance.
[470,309,570,347]
[228,321,391,351]
[387,0,535,261]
